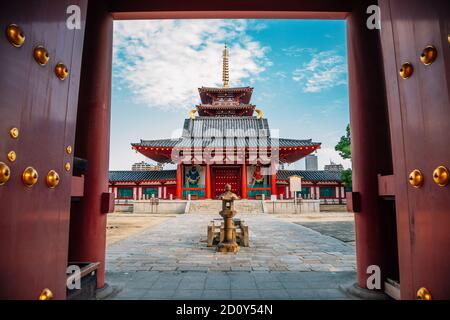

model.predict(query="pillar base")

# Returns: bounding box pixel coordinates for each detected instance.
[95,283,116,300]
[339,282,390,300]
[217,242,240,253]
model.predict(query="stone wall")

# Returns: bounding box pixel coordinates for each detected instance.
[264,200,320,214]
[133,200,187,214]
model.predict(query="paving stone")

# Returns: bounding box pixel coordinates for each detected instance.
[202,290,232,299]
[178,278,206,290]
[114,288,148,299]
[173,290,204,300]
[259,289,290,300]
[205,278,231,290]
[141,290,176,300]
[255,281,284,290]
[231,290,261,300]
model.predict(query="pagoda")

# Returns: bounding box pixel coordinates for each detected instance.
[130,45,321,199]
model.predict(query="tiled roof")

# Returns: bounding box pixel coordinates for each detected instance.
[199,86,253,91]
[109,169,341,183]
[277,170,342,182]
[133,137,319,149]
[132,138,181,148]
[182,117,270,138]
[109,170,176,182]
[132,117,320,149]
[199,87,253,104]
[196,104,255,109]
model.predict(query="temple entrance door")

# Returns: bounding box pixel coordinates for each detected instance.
[212,167,241,198]
[379,0,450,299]
[0,0,87,299]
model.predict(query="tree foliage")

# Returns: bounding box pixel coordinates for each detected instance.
[335,124,351,160]
[335,124,352,189]
[341,168,352,188]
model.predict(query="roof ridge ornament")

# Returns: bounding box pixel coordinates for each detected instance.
[222,44,229,88]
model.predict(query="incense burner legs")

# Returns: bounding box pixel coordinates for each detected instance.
[217,211,240,253]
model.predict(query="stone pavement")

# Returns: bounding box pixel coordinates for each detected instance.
[294,221,356,244]
[107,270,356,300]
[105,213,357,300]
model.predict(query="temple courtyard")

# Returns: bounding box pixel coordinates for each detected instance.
[105,212,357,300]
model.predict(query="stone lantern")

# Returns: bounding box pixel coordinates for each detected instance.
[217,184,240,253]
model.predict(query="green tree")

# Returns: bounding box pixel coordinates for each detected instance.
[341,168,352,189]
[335,124,352,188]
[335,124,351,159]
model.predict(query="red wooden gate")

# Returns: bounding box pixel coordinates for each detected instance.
[212,167,241,198]
[0,0,87,299]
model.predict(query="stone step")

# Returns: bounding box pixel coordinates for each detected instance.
[187,200,264,214]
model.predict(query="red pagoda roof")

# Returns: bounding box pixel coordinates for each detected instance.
[198,86,253,105]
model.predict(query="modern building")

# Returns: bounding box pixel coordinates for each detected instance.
[131,161,163,171]
[305,154,318,171]
[324,160,344,172]
[109,46,344,203]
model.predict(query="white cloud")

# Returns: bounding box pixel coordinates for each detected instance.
[113,20,270,110]
[292,50,347,93]
[282,46,317,57]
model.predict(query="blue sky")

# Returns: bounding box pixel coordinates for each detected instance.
[110,19,350,170]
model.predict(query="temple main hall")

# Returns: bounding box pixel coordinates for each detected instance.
[109,46,344,203]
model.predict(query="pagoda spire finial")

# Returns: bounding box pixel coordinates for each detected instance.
[222,44,229,88]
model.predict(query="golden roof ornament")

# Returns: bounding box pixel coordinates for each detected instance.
[222,44,229,88]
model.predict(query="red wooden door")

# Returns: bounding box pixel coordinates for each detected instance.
[380,0,450,299]
[212,167,241,198]
[0,0,87,299]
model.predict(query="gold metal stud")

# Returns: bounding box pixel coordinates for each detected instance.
[46,170,60,188]
[9,127,19,139]
[5,24,25,48]
[399,62,413,79]
[432,166,449,187]
[54,63,68,80]
[65,162,71,172]
[417,287,432,300]
[33,46,49,66]
[409,169,424,188]
[38,288,53,300]
[66,145,72,154]
[420,46,437,65]
[7,151,16,162]
[0,162,11,185]
[22,166,38,187]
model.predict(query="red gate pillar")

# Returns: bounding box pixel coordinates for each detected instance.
[347,2,393,290]
[338,183,342,205]
[69,0,112,289]
[176,163,183,199]
[205,164,211,199]
[241,163,247,199]
[270,162,277,198]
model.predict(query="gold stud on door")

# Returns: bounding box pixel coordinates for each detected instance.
[38,288,53,300]
[420,46,437,65]
[0,162,11,185]
[5,24,25,47]
[33,46,49,66]
[54,63,69,80]
[399,62,414,79]
[408,169,424,188]
[46,170,60,188]
[417,287,432,300]
[432,166,449,187]
[22,167,38,187]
